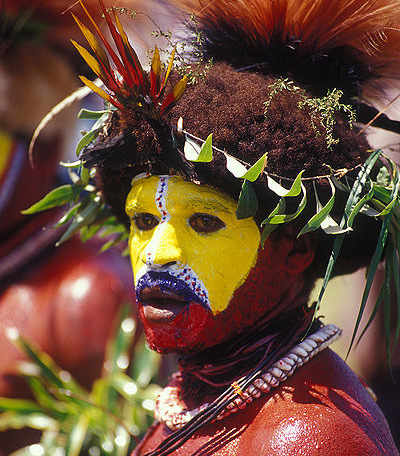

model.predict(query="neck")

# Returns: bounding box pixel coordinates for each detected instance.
[176,299,316,406]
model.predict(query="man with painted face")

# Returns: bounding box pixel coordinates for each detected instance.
[61,0,400,454]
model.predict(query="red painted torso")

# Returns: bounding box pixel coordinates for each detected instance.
[134,349,398,456]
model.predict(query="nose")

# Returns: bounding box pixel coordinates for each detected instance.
[142,222,184,267]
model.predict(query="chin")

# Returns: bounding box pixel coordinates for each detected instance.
[138,301,216,354]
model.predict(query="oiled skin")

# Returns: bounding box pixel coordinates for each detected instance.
[134,349,399,456]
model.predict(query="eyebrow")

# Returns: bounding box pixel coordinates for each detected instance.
[182,197,231,213]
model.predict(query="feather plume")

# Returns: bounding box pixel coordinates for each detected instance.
[73,1,187,117]
[172,0,400,97]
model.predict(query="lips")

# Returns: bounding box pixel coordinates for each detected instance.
[139,286,188,323]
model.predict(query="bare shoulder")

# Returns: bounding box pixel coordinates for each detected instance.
[240,348,399,456]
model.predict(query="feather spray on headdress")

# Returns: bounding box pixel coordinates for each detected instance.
[172,0,400,104]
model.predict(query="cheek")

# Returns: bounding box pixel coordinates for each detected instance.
[189,229,259,315]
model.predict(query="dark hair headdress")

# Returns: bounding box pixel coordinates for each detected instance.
[26,0,400,372]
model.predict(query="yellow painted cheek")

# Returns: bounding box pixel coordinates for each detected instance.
[192,224,260,314]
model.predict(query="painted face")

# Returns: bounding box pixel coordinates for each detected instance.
[126,175,313,353]
[126,175,265,350]
[126,175,260,314]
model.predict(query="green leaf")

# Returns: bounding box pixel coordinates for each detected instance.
[21,185,76,214]
[78,108,110,119]
[374,159,400,217]
[60,160,82,168]
[298,180,336,236]
[346,179,374,227]
[0,398,44,414]
[76,128,101,157]
[313,150,384,335]
[242,152,268,182]
[131,338,161,388]
[236,180,258,219]
[194,134,213,162]
[54,202,83,227]
[265,183,307,224]
[184,134,213,163]
[347,213,392,356]
[267,170,304,197]
[81,166,90,186]
[65,414,89,456]
[0,412,57,432]
[80,224,102,242]
[56,197,102,246]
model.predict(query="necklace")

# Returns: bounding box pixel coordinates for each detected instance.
[155,323,342,431]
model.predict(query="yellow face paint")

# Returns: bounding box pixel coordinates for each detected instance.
[126,175,260,314]
[0,130,13,181]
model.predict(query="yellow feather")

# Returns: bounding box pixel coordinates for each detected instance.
[79,75,114,104]
[71,13,110,69]
[152,46,161,78]
[162,47,176,90]
[71,40,103,79]
[172,75,188,101]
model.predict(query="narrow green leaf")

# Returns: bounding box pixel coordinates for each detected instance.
[0,398,44,414]
[78,108,110,119]
[81,166,90,186]
[54,202,83,227]
[65,414,89,456]
[110,373,138,402]
[131,337,161,388]
[356,283,384,347]
[346,179,374,227]
[267,170,304,197]
[21,185,75,214]
[242,152,268,182]
[344,149,382,218]
[298,180,335,236]
[236,180,258,219]
[56,197,101,246]
[314,234,346,320]
[76,128,101,157]
[99,223,127,238]
[347,213,392,356]
[0,412,57,432]
[60,160,82,168]
[80,224,102,242]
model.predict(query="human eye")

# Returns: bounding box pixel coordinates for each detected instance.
[188,213,225,233]
[132,213,159,231]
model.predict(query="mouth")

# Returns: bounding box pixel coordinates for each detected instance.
[139,287,188,323]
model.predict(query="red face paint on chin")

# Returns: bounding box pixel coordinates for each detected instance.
[138,236,308,354]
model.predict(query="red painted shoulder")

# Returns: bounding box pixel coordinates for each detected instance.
[135,349,398,455]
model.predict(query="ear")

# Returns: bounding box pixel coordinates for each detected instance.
[284,233,315,275]
[262,228,315,275]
